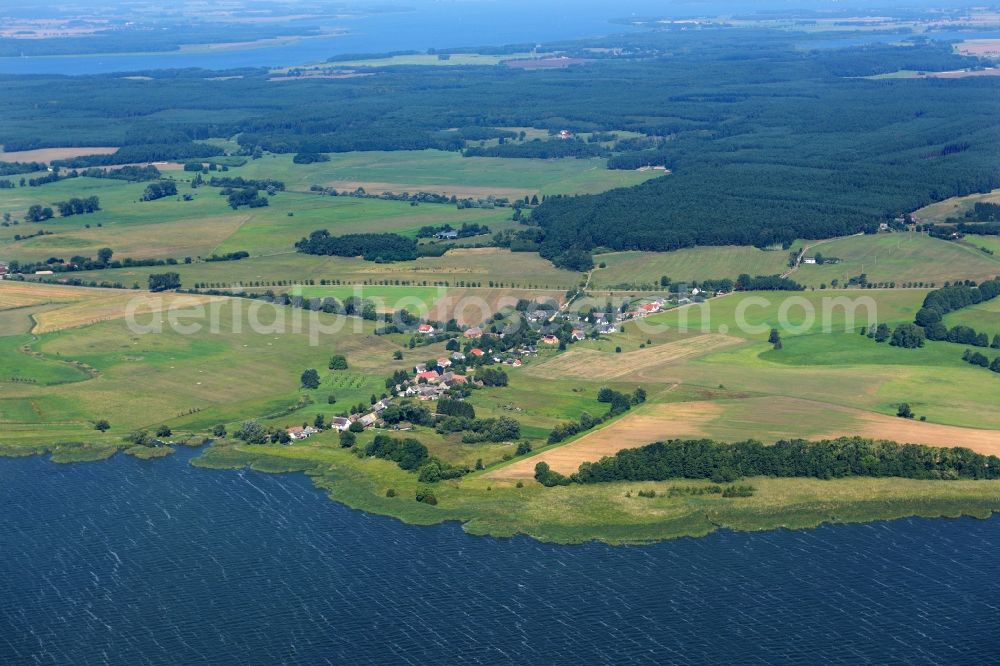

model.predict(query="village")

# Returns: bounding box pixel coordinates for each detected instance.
[280,289,713,442]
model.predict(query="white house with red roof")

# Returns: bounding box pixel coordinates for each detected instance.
[418,323,435,335]
[640,302,660,315]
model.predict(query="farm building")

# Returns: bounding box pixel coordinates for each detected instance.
[329,417,351,432]
[287,426,320,440]
[464,327,483,338]
[418,324,435,335]
[435,230,459,239]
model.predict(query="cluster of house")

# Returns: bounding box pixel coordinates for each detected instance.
[409,355,470,400]
[286,397,396,441]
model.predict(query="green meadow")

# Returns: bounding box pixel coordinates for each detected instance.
[228,150,661,197]
[592,245,795,288]
[0,176,512,263]
[578,290,1000,430]
[913,186,1000,224]
[942,296,1000,334]
[964,235,1000,256]
[793,232,1000,287]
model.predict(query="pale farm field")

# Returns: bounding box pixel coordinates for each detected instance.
[524,333,742,381]
[491,396,1000,479]
[0,146,118,163]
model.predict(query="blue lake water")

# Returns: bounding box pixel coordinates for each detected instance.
[0,1,661,76]
[2,447,1000,664]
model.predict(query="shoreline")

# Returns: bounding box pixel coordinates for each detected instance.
[5,440,1000,545]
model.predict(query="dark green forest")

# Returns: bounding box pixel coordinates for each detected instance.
[2,30,998,261]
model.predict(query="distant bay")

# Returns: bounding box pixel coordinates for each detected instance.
[0,1,651,75]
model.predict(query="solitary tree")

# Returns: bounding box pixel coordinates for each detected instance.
[301,368,320,389]
[897,403,914,419]
[94,419,111,432]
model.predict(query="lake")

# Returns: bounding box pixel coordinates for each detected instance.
[2,446,999,664]
[0,1,658,76]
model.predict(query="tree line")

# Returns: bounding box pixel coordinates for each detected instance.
[295,231,419,262]
[535,436,1000,486]
[141,181,177,201]
[913,278,1000,349]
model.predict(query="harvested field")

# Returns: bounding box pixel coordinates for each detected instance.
[488,395,1000,479]
[525,334,742,381]
[820,412,1000,455]
[956,39,1000,57]
[0,146,117,163]
[0,282,97,309]
[32,292,226,334]
[429,288,564,325]
[486,404,722,479]
[12,214,249,263]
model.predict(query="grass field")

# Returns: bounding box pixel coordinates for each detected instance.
[792,232,1000,287]
[0,293,403,445]
[913,186,1000,224]
[942,296,1000,335]
[0,150,656,270]
[227,151,661,198]
[0,177,513,263]
[964,235,1000,256]
[592,246,794,288]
